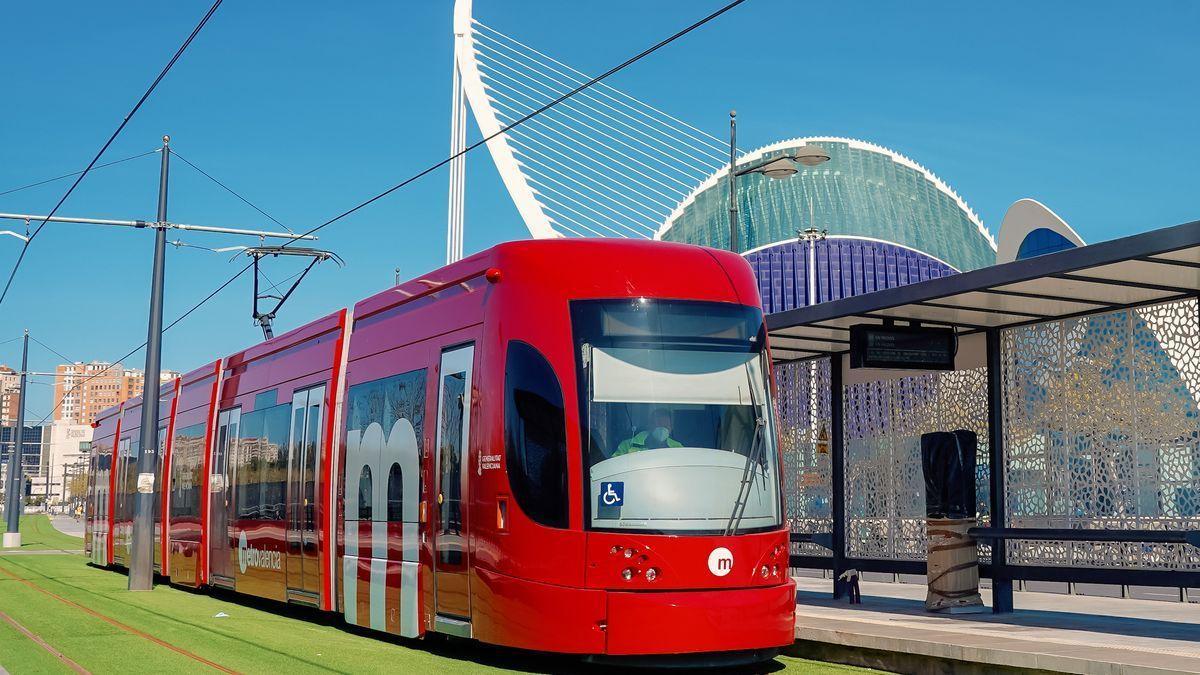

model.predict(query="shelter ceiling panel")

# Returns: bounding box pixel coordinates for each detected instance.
[1148,247,1200,265]
[996,277,1170,306]
[870,304,1016,328]
[957,290,1105,317]
[769,336,848,354]
[809,316,884,331]
[770,325,855,342]
[1080,260,1200,291]
[771,346,828,360]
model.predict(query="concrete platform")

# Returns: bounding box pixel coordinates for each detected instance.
[794,577,1200,674]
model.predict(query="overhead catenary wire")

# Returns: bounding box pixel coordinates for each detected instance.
[0,0,224,309]
[0,149,159,199]
[28,335,76,366]
[30,0,748,428]
[26,262,252,430]
[170,149,295,234]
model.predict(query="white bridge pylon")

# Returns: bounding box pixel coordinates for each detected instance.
[447,0,730,263]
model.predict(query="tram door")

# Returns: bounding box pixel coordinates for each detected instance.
[434,345,474,622]
[209,408,240,585]
[285,385,324,603]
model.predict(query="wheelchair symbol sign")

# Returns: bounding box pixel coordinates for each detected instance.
[600,481,624,507]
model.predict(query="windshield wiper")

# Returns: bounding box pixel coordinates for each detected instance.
[724,366,767,536]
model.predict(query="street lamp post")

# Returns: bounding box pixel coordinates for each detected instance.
[726,113,831,254]
[798,226,828,307]
[728,111,739,253]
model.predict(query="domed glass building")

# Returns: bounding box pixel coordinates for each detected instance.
[657,137,997,313]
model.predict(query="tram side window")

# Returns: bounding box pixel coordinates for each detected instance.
[236,403,291,521]
[343,368,427,522]
[504,341,568,528]
[387,463,403,522]
[358,465,373,520]
[169,423,207,519]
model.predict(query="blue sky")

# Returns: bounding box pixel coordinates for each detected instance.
[1,0,1197,417]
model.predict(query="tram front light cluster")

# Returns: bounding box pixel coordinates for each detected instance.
[610,543,660,582]
[756,541,788,581]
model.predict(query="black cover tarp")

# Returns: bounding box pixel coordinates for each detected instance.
[920,430,977,519]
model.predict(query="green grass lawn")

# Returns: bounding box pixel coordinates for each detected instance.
[0,527,875,674]
[1,514,85,551]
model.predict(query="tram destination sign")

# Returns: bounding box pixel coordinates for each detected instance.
[849,324,955,370]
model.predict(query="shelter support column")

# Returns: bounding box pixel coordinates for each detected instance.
[830,353,847,599]
[986,328,1014,613]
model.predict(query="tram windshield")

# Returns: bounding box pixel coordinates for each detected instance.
[573,299,781,534]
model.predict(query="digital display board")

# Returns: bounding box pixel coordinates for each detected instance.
[849,324,956,370]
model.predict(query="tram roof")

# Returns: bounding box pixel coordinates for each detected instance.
[766,218,1200,361]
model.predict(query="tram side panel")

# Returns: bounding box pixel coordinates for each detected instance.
[153,382,179,575]
[341,267,497,639]
[339,339,433,637]
[167,362,221,587]
[112,398,143,567]
[86,406,121,566]
[209,311,345,606]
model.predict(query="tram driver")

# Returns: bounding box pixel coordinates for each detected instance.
[614,408,682,456]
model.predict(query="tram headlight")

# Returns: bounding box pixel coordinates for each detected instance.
[760,565,770,579]
[645,567,659,582]
[623,548,635,559]
[621,568,633,581]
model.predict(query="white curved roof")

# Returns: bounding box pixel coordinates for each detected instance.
[655,136,997,252]
[995,198,1085,263]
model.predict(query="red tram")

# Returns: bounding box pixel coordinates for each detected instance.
[84,239,794,660]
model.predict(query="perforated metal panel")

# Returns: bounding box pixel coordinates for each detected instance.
[1002,297,1200,571]
[842,369,990,561]
[774,358,833,557]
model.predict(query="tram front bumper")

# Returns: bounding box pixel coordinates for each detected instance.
[603,579,796,655]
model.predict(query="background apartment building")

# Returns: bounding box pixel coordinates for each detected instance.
[52,362,180,426]
[0,365,19,424]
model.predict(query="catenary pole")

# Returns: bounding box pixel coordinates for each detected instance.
[727,110,738,253]
[129,136,171,590]
[2,330,29,547]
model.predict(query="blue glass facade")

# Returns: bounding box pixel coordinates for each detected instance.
[1016,227,1078,260]
[745,238,957,314]
[1,426,43,486]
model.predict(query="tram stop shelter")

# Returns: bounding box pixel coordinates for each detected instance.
[767,218,1200,614]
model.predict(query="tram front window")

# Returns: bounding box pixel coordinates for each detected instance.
[573,299,781,535]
